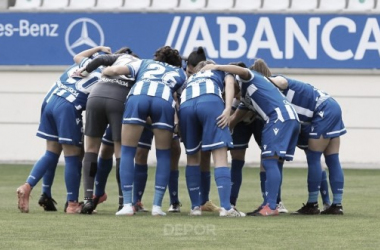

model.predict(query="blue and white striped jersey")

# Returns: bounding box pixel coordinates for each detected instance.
[44,57,102,111]
[127,59,187,106]
[239,70,299,123]
[279,76,330,123]
[180,69,227,104]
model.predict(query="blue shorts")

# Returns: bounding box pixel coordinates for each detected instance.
[123,95,175,131]
[309,98,347,139]
[179,95,233,155]
[102,124,154,150]
[37,95,83,147]
[231,117,264,150]
[261,119,300,161]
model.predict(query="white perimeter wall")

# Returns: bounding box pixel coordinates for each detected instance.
[1,70,379,169]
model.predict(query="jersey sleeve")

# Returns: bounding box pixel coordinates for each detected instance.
[126,59,143,79]
[84,54,120,73]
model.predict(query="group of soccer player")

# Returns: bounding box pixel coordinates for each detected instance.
[16,43,346,217]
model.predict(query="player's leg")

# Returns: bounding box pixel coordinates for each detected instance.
[168,138,182,212]
[178,99,202,215]
[230,148,246,207]
[81,97,109,214]
[17,140,61,213]
[94,140,114,210]
[212,147,244,217]
[117,95,148,216]
[199,151,220,212]
[320,165,331,211]
[151,128,173,216]
[321,137,344,215]
[132,127,153,212]
[133,146,149,212]
[116,123,145,216]
[62,143,83,214]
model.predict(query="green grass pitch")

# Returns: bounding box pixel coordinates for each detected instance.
[0,164,379,249]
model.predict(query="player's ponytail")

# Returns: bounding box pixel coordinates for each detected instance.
[186,47,207,68]
[250,58,272,77]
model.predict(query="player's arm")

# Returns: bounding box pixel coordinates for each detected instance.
[217,74,235,129]
[201,64,251,81]
[229,106,248,131]
[73,46,111,64]
[269,76,288,90]
[83,54,121,75]
[102,65,130,77]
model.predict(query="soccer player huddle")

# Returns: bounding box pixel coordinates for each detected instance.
[16,44,346,217]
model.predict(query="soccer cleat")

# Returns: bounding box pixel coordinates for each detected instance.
[292,202,320,215]
[168,202,182,213]
[189,206,202,216]
[321,204,343,215]
[246,205,264,216]
[65,201,83,214]
[253,204,279,216]
[134,201,149,212]
[16,183,32,213]
[38,193,57,211]
[230,206,246,217]
[276,201,288,213]
[219,207,245,217]
[152,205,166,216]
[81,199,95,214]
[200,200,220,212]
[322,203,331,212]
[115,203,135,216]
[92,193,107,211]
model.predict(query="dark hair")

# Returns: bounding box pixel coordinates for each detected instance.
[187,47,207,67]
[114,47,139,58]
[194,60,215,72]
[154,46,182,67]
[249,58,272,77]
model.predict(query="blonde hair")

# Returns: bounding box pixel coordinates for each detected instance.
[250,58,272,77]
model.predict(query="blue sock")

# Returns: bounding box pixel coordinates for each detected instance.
[260,171,266,205]
[26,151,60,188]
[133,163,148,204]
[325,154,344,204]
[200,171,211,205]
[306,150,323,203]
[320,170,331,205]
[95,157,113,197]
[120,145,136,204]
[230,159,244,206]
[168,170,180,204]
[186,165,201,209]
[153,149,171,207]
[277,161,284,204]
[42,164,58,198]
[214,167,231,210]
[65,155,82,202]
[262,158,281,210]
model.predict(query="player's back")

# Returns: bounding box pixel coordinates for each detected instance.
[180,69,226,104]
[240,70,298,122]
[129,59,187,101]
[281,76,330,122]
[55,61,102,111]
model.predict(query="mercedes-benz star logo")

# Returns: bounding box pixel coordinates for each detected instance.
[65,18,105,57]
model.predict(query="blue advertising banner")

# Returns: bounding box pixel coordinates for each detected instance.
[0,12,379,68]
